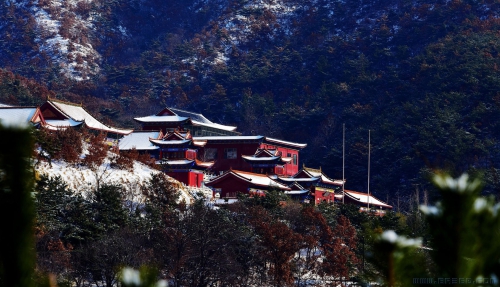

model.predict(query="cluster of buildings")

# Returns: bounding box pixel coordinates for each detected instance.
[0,98,392,210]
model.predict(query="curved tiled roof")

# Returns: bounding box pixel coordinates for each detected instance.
[193,135,264,141]
[119,131,161,150]
[241,155,281,161]
[48,100,132,135]
[0,107,39,128]
[264,137,307,149]
[341,190,393,209]
[206,169,291,190]
[170,108,237,132]
[134,115,189,123]
[301,167,344,186]
[149,139,191,146]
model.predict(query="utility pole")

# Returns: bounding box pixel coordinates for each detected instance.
[368,129,371,209]
[342,123,345,204]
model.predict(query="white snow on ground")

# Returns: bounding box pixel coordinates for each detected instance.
[36,159,194,204]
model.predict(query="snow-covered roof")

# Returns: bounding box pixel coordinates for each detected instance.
[45,119,83,127]
[241,155,281,161]
[193,140,207,147]
[206,169,290,190]
[301,167,344,186]
[162,159,194,165]
[242,148,292,163]
[278,176,320,182]
[170,107,238,132]
[340,190,392,209]
[169,107,211,123]
[332,179,345,185]
[191,120,238,131]
[48,100,133,135]
[159,159,214,169]
[119,131,161,151]
[195,159,214,168]
[0,107,39,128]
[150,139,191,146]
[193,135,264,141]
[233,170,291,189]
[285,190,309,195]
[163,131,188,140]
[264,137,307,149]
[256,148,278,157]
[134,115,189,123]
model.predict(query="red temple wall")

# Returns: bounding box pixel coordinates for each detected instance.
[190,172,204,187]
[200,142,260,172]
[260,143,300,175]
[207,177,250,198]
[312,187,336,205]
[166,171,204,187]
[167,172,188,186]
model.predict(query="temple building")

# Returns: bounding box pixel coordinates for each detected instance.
[205,169,291,199]
[133,106,307,176]
[193,135,265,172]
[40,99,133,137]
[152,130,214,187]
[271,166,344,204]
[242,148,292,175]
[124,106,310,195]
[192,135,306,176]
[260,137,307,175]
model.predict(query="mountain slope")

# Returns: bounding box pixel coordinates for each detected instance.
[4,0,500,206]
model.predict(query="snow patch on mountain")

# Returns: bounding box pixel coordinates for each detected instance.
[31,0,101,81]
[220,0,299,45]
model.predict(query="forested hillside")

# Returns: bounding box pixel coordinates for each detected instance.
[2,0,500,205]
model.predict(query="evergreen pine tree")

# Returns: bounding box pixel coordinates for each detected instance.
[0,126,36,287]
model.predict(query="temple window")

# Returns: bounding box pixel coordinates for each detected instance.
[204,148,218,160]
[224,148,237,159]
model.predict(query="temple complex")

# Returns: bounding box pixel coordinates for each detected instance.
[125,105,392,209]
[0,98,392,209]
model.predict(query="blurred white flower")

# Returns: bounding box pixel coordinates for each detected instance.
[380,230,398,243]
[433,174,481,193]
[474,198,488,212]
[420,205,441,216]
[122,267,141,285]
[380,230,422,248]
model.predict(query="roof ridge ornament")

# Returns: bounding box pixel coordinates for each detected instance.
[49,97,83,107]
